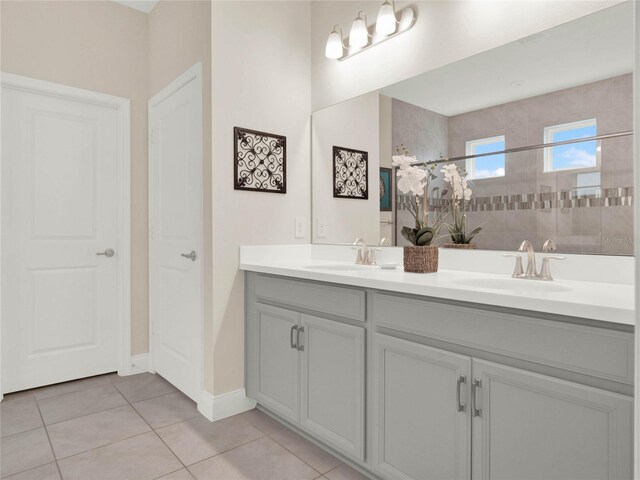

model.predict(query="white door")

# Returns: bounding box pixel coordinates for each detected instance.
[1,76,129,393]
[149,64,203,402]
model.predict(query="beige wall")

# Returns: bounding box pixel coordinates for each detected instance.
[211,1,311,395]
[1,0,150,355]
[148,0,212,388]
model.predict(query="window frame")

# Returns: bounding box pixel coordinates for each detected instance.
[465,135,506,180]
[543,118,601,173]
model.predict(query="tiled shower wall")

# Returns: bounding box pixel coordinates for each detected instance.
[394,74,634,255]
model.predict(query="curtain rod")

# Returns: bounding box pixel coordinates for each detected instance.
[412,130,633,167]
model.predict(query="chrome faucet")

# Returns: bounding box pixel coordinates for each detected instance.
[504,239,565,281]
[352,238,368,265]
[352,238,380,265]
[539,239,565,281]
[518,240,538,277]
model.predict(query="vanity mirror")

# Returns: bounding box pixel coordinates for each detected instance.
[311,2,635,255]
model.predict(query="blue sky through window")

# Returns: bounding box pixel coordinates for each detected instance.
[471,139,505,179]
[548,124,597,171]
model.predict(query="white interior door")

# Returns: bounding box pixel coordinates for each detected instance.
[1,75,129,393]
[149,64,203,402]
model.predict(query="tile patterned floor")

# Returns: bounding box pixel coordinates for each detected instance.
[0,373,370,480]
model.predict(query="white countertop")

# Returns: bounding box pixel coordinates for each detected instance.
[239,245,635,326]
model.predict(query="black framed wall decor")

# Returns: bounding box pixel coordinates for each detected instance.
[234,127,287,193]
[333,146,368,200]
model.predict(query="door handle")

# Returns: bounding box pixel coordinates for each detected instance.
[456,374,466,413]
[471,378,482,417]
[96,248,115,257]
[290,325,298,349]
[296,326,304,351]
[181,250,197,262]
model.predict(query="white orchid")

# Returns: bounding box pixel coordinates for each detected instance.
[392,154,415,170]
[441,164,472,201]
[392,145,448,246]
[440,163,481,244]
[397,165,428,196]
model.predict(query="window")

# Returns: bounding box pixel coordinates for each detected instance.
[465,135,506,179]
[575,172,601,197]
[544,119,600,172]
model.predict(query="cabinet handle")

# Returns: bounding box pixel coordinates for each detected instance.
[296,326,304,351]
[456,374,466,413]
[471,378,482,417]
[290,325,298,349]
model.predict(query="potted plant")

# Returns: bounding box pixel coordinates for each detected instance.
[440,164,481,248]
[392,146,447,273]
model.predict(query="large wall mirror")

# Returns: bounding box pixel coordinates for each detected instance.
[311,3,634,255]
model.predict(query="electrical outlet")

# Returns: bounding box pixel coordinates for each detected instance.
[295,217,305,238]
[317,219,327,238]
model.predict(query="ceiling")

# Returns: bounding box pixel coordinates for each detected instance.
[381,2,634,117]
[111,0,158,14]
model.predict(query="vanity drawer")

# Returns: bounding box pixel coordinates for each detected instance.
[254,275,366,322]
[372,292,634,385]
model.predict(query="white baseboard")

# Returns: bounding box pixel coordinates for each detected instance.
[198,388,257,422]
[118,353,149,376]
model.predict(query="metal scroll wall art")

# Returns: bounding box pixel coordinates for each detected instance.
[333,146,368,200]
[234,127,287,193]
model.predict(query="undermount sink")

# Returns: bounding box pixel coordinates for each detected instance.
[456,277,572,293]
[304,264,376,271]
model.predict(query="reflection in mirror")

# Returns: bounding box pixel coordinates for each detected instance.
[311,2,634,255]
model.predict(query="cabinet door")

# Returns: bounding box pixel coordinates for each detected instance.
[254,304,300,423]
[300,314,365,460]
[372,333,471,480]
[471,359,632,480]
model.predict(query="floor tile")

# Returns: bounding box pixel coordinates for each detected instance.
[37,385,127,425]
[188,437,319,480]
[32,375,112,401]
[0,428,55,478]
[132,392,199,429]
[57,431,181,480]
[271,428,342,474]
[324,464,369,480]
[112,373,177,403]
[156,414,264,466]
[47,405,151,459]
[0,395,43,437]
[234,408,286,435]
[3,463,60,480]
[2,390,35,402]
[156,469,194,480]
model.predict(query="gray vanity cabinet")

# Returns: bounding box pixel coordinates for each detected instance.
[300,314,365,460]
[250,296,365,462]
[471,359,633,480]
[372,333,472,480]
[253,304,300,423]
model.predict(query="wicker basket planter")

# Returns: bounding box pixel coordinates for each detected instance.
[442,243,478,249]
[403,245,439,273]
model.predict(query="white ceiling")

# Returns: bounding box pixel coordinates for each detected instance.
[111,0,158,14]
[381,2,634,117]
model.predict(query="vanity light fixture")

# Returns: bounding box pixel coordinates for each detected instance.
[375,1,397,35]
[324,2,416,61]
[325,25,346,59]
[349,11,370,48]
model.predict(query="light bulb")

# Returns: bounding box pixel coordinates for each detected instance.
[349,12,369,48]
[325,29,344,59]
[376,1,396,35]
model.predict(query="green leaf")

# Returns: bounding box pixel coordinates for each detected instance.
[417,229,435,246]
